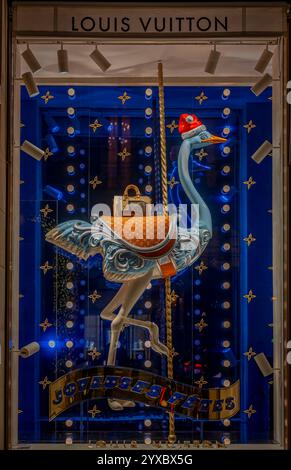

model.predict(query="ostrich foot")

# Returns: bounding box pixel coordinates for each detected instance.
[148,323,170,357]
[108,398,136,410]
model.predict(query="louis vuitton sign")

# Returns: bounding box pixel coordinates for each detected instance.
[70,14,230,34]
[14,6,286,35]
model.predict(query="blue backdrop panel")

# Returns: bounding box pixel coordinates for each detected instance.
[18,85,273,444]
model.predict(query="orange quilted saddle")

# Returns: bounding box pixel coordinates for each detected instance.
[99,214,177,259]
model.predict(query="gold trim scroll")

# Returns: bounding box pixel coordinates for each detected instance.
[49,366,240,421]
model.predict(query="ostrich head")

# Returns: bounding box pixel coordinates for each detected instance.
[178,113,227,148]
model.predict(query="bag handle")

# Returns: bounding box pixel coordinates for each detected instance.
[123,184,141,199]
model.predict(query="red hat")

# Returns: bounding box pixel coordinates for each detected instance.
[178,113,205,140]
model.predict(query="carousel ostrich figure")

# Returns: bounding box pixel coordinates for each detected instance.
[46,113,226,410]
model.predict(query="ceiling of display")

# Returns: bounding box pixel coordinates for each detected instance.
[17,43,275,78]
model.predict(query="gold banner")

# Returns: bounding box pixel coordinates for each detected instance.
[49,366,240,421]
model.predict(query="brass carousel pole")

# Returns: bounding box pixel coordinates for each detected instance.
[157,61,176,444]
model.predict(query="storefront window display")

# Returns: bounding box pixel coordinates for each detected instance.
[1,1,289,452]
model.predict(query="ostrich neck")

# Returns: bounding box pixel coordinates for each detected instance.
[177,139,212,235]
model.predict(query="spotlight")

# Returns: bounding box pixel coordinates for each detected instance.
[254,352,273,377]
[145,88,153,100]
[67,145,76,156]
[22,72,39,97]
[57,43,69,74]
[145,184,152,194]
[222,88,231,100]
[222,127,230,137]
[145,127,152,137]
[222,165,231,175]
[205,44,221,75]
[68,88,76,99]
[67,126,75,137]
[66,204,75,213]
[221,185,230,194]
[67,107,75,118]
[222,223,231,232]
[145,107,152,119]
[17,341,40,358]
[90,45,111,72]
[22,44,41,73]
[222,107,231,119]
[221,262,230,271]
[21,140,44,160]
[222,146,231,156]
[145,145,152,156]
[221,204,230,213]
[144,165,152,175]
[255,46,273,74]
[251,140,272,164]
[67,184,75,194]
[67,165,75,175]
[251,73,272,96]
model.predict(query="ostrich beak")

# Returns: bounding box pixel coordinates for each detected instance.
[201,135,227,144]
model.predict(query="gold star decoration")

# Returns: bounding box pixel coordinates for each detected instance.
[117,147,131,161]
[88,404,101,418]
[118,91,131,105]
[195,261,208,276]
[40,261,53,275]
[166,120,178,134]
[195,318,208,333]
[41,91,54,104]
[243,347,256,361]
[243,233,256,247]
[170,290,179,305]
[167,176,179,189]
[243,176,256,190]
[243,404,256,419]
[195,149,208,161]
[40,204,53,218]
[195,91,208,105]
[195,376,208,388]
[243,289,256,303]
[243,120,256,134]
[39,376,52,390]
[88,290,101,303]
[39,318,52,332]
[43,147,53,161]
[89,176,102,189]
[89,119,103,133]
[88,347,101,360]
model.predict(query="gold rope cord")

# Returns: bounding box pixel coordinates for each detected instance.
[158,61,176,444]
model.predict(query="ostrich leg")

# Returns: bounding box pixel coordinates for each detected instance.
[105,269,154,410]
[100,282,169,357]
[107,268,154,367]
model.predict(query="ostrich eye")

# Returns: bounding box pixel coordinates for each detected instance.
[185,115,194,123]
[200,132,209,140]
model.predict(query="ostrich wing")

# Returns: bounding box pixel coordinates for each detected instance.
[45,220,101,261]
